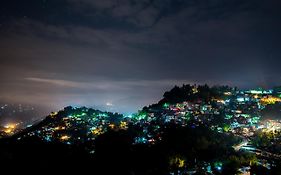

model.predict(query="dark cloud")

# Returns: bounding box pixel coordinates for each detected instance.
[0,0,281,121]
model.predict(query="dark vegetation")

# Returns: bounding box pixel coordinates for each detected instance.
[0,123,242,174]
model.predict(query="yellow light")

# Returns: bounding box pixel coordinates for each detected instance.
[236,110,242,114]
[92,128,103,135]
[192,87,198,94]
[50,112,58,118]
[54,127,60,130]
[3,123,17,134]
[216,99,225,104]
[120,121,128,129]
[54,126,66,130]
[60,135,70,140]
[4,129,12,134]
[4,123,16,129]
[261,97,281,105]
[178,159,185,168]
[224,92,232,95]
[108,124,115,129]
[262,120,281,133]
[169,156,186,168]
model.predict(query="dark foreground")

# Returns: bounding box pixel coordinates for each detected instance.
[1,125,281,175]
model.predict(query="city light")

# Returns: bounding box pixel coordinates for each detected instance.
[260,97,281,105]
[60,135,70,141]
[1,85,281,174]
[3,123,17,134]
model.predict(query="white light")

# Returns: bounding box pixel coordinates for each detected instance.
[106,102,113,106]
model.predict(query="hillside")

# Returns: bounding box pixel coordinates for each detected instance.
[1,84,281,174]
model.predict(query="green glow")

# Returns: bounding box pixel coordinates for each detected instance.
[214,162,223,171]
[185,113,191,120]
[163,103,169,108]
[225,114,232,120]
[251,116,260,124]
[138,114,146,120]
[133,111,147,120]
[223,124,231,132]
[73,112,87,117]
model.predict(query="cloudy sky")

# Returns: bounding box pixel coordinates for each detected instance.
[0,0,281,118]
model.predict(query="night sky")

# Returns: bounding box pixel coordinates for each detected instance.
[0,0,281,119]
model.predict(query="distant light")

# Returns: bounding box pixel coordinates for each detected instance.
[3,123,18,134]
[4,129,12,134]
[214,162,223,171]
[92,128,103,135]
[224,92,232,95]
[120,121,128,129]
[163,103,169,108]
[106,102,113,106]
[4,123,16,129]
[108,123,115,129]
[237,97,245,102]
[249,90,263,94]
[261,97,281,105]
[60,135,70,141]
